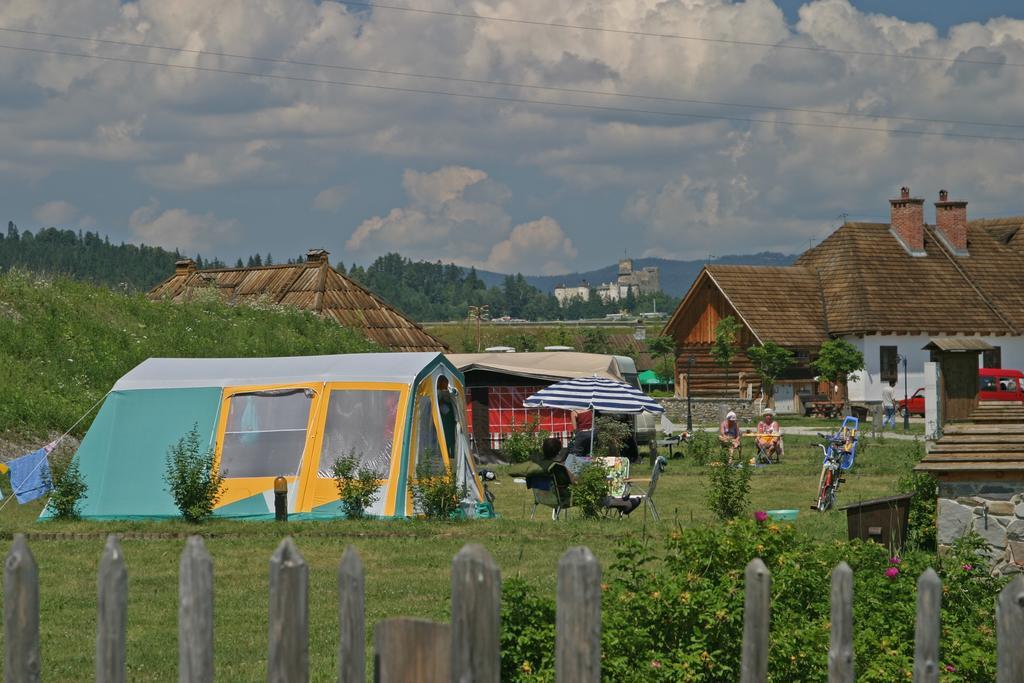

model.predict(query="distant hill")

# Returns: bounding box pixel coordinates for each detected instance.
[471,253,795,297]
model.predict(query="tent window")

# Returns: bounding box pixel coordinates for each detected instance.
[414,394,445,477]
[318,390,400,478]
[220,391,312,478]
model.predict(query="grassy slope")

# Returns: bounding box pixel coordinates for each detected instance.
[0,269,378,440]
[0,434,922,681]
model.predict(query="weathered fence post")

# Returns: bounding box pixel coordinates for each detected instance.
[337,546,364,683]
[996,575,1024,683]
[179,536,214,683]
[97,534,127,683]
[828,562,854,683]
[268,537,308,683]
[5,534,40,683]
[375,618,451,682]
[741,558,770,683]
[913,568,941,683]
[556,546,601,683]
[450,544,501,683]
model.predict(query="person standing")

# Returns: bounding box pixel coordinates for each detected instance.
[882,380,898,429]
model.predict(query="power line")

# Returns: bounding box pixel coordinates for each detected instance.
[339,1,1024,69]
[2,25,1021,131]
[3,41,1024,143]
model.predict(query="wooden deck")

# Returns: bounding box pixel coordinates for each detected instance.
[916,401,1024,473]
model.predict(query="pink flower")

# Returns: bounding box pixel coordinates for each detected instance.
[944,664,956,673]
[889,556,902,565]
[650,660,663,669]
[885,567,900,579]
[754,510,768,523]
[962,564,973,572]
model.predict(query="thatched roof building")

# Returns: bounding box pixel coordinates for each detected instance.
[148,249,446,352]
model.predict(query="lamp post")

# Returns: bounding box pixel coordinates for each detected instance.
[686,355,696,432]
[898,353,910,432]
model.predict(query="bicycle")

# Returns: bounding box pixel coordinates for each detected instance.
[813,433,847,511]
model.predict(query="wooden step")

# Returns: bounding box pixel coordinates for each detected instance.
[930,443,1024,454]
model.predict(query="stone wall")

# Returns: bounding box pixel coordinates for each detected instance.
[937,480,1024,576]
[657,398,757,426]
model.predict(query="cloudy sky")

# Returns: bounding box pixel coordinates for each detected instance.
[2,0,1024,274]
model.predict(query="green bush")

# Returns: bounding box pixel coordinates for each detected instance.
[164,424,225,524]
[412,461,465,519]
[705,459,753,520]
[593,416,632,458]
[501,418,549,463]
[47,457,88,520]
[502,522,1004,681]
[571,460,610,519]
[330,452,382,519]
[896,470,937,551]
[686,429,719,465]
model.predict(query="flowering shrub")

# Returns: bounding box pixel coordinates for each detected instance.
[501,523,1005,681]
[501,417,549,464]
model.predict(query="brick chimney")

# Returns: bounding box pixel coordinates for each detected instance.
[174,258,197,276]
[934,189,968,254]
[889,186,925,254]
[306,248,330,265]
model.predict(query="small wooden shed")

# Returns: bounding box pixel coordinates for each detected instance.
[922,337,992,424]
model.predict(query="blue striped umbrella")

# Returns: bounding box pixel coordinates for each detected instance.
[523,376,665,414]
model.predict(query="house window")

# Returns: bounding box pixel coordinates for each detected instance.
[880,346,899,384]
[983,347,1002,369]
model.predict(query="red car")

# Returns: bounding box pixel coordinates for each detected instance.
[898,388,925,417]
[979,368,1024,401]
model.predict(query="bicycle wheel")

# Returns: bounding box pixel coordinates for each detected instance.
[817,469,834,512]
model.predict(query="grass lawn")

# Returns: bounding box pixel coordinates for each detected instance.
[0,435,922,681]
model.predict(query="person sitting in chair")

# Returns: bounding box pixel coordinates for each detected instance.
[719,411,742,463]
[756,408,783,463]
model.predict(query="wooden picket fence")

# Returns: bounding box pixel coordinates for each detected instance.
[4,533,1024,682]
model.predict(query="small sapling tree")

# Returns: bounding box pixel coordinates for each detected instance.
[712,316,742,374]
[811,338,865,407]
[164,423,225,523]
[330,451,382,519]
[747,341,795,407]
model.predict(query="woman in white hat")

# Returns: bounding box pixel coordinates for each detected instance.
[756,407,783,463]
[718,410,741,463]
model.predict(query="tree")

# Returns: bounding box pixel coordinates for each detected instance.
[711,316,742,373]
[647,334,677,386]
[811,338,865,406]
[747,341,794,406]
[581,327,610,354]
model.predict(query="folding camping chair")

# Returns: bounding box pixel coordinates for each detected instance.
[527,462,575,520]
[624,456,667,521]
[750,431,782,464]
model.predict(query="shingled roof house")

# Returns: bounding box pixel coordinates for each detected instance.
[662,188,1024,410]
[149,249,447,352]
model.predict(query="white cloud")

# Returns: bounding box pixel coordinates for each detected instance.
[2,1,1024,266]
[129,200,240,253]
[32,200,78,226]
[140,140,278,191]
[484,217,576,275]
[313,185,349,212]
[347,165,575,274]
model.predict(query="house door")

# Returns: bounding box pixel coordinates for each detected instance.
[939,352,981,421]
[773,384,794,413]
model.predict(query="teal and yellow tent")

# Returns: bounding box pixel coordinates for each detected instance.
[49,353,485,520]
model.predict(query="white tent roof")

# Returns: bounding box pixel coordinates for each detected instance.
[112,353,445,391]
[446,352,627,382]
